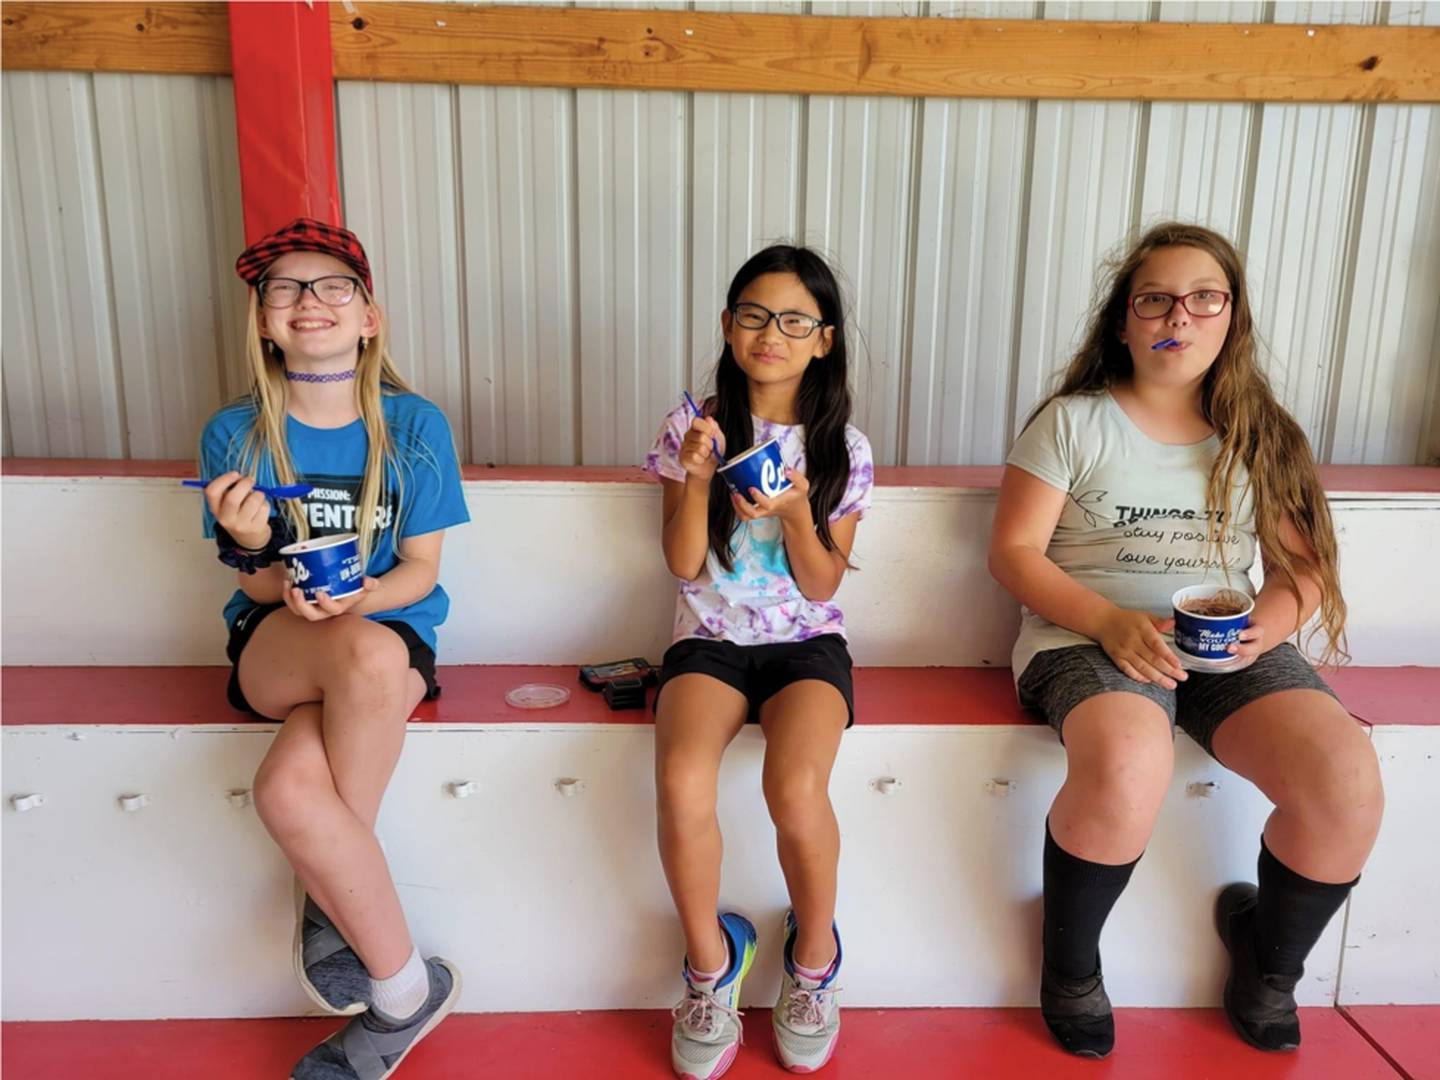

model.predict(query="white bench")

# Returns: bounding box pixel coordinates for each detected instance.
[2,462,1436,1020]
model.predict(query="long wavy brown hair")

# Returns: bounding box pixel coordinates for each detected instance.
[1028,222,1348,666]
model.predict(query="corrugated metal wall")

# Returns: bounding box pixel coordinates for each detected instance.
[4,1,1438,466]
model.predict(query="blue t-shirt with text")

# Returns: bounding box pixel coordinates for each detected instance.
[199,391,469,652]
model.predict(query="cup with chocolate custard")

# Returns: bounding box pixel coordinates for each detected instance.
[1170,584,1254,666]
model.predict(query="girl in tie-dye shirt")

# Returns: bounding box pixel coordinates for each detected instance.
[643,245,872,1077]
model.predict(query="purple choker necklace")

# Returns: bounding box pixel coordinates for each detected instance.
[285,368,357,383]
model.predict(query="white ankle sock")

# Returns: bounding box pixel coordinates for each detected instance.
[370,946,428,1020]
[792,953,836,987]
[688,935,733,991]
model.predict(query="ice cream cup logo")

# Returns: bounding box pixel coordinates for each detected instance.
[717,436,793,504]
[759,457,786,498]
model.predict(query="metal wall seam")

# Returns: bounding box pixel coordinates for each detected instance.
[906,95,1031,465]
[201,78,250,410]
[2,81,47,456]
[455,86,578,465]
[1329,0,1440,465]
[1244,2,1377,456]
[571,0,688,466]
[2,71,125,458]
[1140,3,1265,239]
[576,87,689,466]
[804,93,918,465]
[94,73,232,460]
[903,3,1035,466]
[1010,2,1149,443]
[337,81,468,456]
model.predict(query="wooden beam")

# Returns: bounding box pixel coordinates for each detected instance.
[5,2,1438,104]
[0,2,231,76]
[329,4,1440,103]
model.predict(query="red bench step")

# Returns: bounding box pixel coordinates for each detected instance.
[4,663,1433,729]
[0,1007,1403,1079]
[0,665,1031,727]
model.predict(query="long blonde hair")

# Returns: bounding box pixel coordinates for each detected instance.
[1029,221,1348,667]
[237,287,413,566]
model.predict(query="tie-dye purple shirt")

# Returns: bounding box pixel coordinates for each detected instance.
[644,404,875,646]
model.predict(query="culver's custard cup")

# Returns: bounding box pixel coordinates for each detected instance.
[1170,584,1254,662]
[716,437,793,504]
[280,533,364,603]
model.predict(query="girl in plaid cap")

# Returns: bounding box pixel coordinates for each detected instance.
[198,217,469,1079]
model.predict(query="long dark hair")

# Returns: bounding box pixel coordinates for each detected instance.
[704,245,854,572]
[1027,221,1347,666]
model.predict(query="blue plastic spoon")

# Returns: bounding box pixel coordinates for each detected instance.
[182,479,314,499]
[1152,338,1180,350]
[682,390,727,467]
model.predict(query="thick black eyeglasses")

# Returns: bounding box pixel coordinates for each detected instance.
[258,275,362,309]
[730,302,826,339]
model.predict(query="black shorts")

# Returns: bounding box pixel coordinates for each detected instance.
[654,633,855,728]
[225,602,440,718]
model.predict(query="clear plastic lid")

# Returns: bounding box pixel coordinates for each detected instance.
[504,684,572,710]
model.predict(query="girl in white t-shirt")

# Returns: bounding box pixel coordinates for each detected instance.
[643,245,873,1079]
[988,222,1381,1058]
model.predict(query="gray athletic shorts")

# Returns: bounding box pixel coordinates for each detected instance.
[1016,642,1339,757]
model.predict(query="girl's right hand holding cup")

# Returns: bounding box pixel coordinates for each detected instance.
[679,418,726,481]
[204,471,272,550]
[1096,606,1187,689]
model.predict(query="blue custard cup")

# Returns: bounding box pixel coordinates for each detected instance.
[716,436,793,504]
[1171,584,1254,662]
[280,533,364,604]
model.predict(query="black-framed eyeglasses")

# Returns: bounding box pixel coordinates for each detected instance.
[258,275,362,309]
[1129,290,1231,320]
[730,302,826,339]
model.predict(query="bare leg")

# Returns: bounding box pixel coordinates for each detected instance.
[758,681,847,969]
[244,610,426,978]
[654,674,748,972]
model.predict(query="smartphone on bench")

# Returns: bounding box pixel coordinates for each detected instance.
[579,658,657,692]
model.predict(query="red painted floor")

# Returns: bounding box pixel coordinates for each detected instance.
[1343,1006,1440,1080]
[0,1007,1401,1079]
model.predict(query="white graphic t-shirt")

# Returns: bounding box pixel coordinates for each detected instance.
[644,404,875,646]
[1006,391,1257,681]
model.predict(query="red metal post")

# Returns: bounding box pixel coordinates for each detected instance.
[227,1,341,242]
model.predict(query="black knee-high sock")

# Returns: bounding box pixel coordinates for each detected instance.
[1254,838,1358,978]
[1043,820,1140,980]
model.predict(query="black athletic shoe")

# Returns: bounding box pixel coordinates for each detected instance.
[1216,882,1301,1052]
[1040,956,1114,1059]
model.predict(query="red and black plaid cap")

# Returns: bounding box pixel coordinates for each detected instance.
[234,217,374,294]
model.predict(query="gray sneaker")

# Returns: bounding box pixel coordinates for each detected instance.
[294,883,370,1016]
[771,911,842,1073]
[670,912,757,1080]
[291,956,462,1080]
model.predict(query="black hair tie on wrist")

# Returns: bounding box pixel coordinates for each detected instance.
[215,514,296,574]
